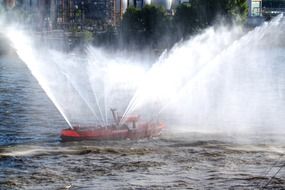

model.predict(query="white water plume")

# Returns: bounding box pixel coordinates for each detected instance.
[3,15,285,133]
[126,15,285,133]
[5,27,148,127]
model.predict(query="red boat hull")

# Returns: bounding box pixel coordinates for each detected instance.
[60,123,165,141]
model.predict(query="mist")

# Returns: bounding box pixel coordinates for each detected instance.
[2,14,285,134]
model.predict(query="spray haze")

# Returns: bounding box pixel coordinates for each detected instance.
[4,15,285,133]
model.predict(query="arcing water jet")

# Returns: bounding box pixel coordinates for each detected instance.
[4,15,285,134]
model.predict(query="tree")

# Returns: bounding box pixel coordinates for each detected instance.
[173,3,206,38]
[120,5,169,49]
[195,0,248,23]
[140,5,169,47]
[173,0,248,39]
[121,7,143,46]
[226,0,248,22]
[119,0,248,49]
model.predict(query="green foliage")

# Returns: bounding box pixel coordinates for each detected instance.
[75,9,82,18]
[173,0,248,38]
[121,7,142,45]
[226,0,248,22]
[188,0,248,20]
[93,26,118,47]
[82,30,93,43]
[120,0,248,49]
[121,5,169,48]
[173,3,207,37]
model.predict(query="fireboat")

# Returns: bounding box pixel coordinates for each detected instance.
[60,109,165,141]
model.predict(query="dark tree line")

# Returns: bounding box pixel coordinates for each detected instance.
[95,0,248,50]
[120,5,170,49]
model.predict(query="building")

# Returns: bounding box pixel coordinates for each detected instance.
[3,0,175,31]
[262,0,285,19]
[82,0,116,26]
[248,0,285,18]
[13,0,120,31]
[248,0,262,16]
[247,0,285,26]
[56,0,119,30]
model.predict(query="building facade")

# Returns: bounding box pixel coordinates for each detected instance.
[248,0,285,17]
[9,0,119,31]
[248,0,262,16]
[56,0,120,29]
[262,0,285,19]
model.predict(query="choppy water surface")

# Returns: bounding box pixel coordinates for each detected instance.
[0,55,285,189]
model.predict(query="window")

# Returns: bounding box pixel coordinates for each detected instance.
[251,0,262,16]
[263,0,285,8]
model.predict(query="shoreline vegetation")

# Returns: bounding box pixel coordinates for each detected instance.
[117,0,248,51]
[1,0,248,53]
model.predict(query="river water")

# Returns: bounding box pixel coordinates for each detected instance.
[0,54,285,189]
